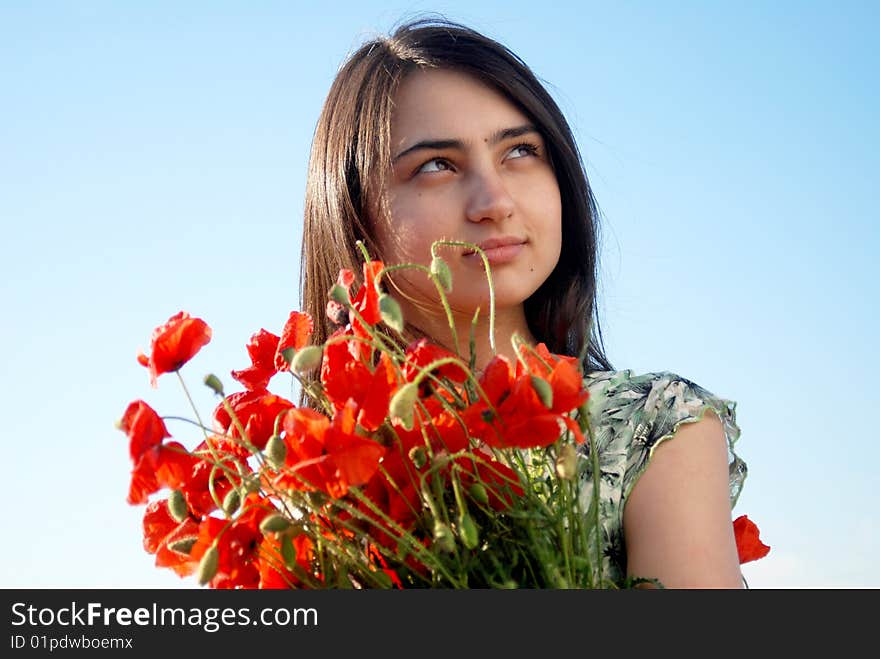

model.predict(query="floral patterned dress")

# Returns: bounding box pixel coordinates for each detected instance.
[576,369,747,586]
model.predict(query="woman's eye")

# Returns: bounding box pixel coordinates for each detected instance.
[507,143,538,160]
[417,158,452,174]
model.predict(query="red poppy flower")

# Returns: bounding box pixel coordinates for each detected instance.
[213,390,295,452]
[189,495,272,589]
[355,443,426,551]
[137,311,212,387]
[179,445,243,518]
[142,499,199,577]
[258,533,315,589]
[320,329,371,407]
[120,400,196,504]
[403,338,469,385]
[463,355,586,450]
[319,330,398,431]
[274,402,385,498]
[231,329,280,391]
[733,515,771,563]
[274,310,315,372]
[128,440,195,505]
[514,342,579,379]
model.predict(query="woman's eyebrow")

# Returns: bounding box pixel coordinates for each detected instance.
[392,124,539,163]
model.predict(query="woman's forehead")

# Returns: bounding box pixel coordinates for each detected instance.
[390,68,529,145]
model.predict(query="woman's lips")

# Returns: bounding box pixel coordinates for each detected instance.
[463,241,526,265]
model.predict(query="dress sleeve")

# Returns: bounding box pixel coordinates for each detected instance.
[621,372,748,509]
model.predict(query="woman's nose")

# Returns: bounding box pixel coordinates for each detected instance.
[464,169,515,223]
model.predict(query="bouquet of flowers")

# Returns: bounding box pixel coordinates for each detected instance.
[119,242,769,589]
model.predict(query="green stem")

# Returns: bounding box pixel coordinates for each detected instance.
[431,240,496,354]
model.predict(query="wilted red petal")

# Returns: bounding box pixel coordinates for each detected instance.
[127,457,160,505]
[733,514,771,563]
[231,329,281,391]
[352,261,384,326]
[120,400,170,464]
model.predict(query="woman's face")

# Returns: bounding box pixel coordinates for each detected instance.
[373,68,562,318]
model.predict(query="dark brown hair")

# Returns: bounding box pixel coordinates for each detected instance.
[300,16,613,374]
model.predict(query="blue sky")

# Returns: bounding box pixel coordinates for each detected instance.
[1,1,876,588]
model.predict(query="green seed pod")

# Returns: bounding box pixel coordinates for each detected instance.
[329,284,351,305]
[530,375,554,409]
[389,382,419,430]
[433,521,456,553]
[265,434,287,468]
[291,345,323,373]
[408,446,428,469]
[259,514,291,534]
[458,513,480,550]
[379,293,404,333]
[167,489,188,523]
[197,546,219,586]
[222,489,241,516]
[468,483,489,506]
[167,536,197,556]
[430,255,453,292]
[555,444,578,480]
[203,373,224,396]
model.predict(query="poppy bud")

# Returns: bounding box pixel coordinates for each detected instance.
[260,514,291,534]
[555,444,578,480]
[329,284,351,306]
[265,434,286,468]
[408,446,427,469]
[432,521,455,553]
[197,545,219,586]
[468,483,489,506]
[291,345,323,373]
[430,255,453,292]
[242,474,261,494]
[203,373,224,396]
[389,383,419,430]
[280,535,297,570]
[167,536,197,556]
[279,347,296,367]
[530,375,553,409]
[167,489,188,523]
[222,489,241,516]
[379,294,404,333]
[458,513,480,550]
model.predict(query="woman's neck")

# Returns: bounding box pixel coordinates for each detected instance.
[398,301,536,372]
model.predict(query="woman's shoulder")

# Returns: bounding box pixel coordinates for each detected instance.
[582,367,747,506]
[583,368,732,421]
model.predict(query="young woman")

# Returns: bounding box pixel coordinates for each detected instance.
[299,18,747,588]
